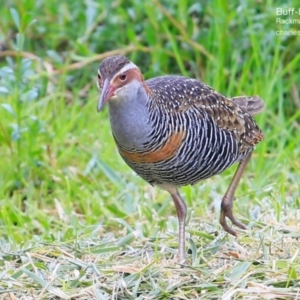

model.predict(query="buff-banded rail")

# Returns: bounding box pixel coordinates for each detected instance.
[96,55,264,263]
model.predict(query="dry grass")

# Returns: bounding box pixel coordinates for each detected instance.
[1,207,300,299]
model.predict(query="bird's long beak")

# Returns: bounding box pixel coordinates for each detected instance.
[97,79,115,112]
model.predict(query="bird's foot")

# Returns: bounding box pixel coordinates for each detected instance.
[219,197,246,236]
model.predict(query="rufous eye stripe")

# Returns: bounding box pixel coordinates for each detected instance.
[111,62,138,83]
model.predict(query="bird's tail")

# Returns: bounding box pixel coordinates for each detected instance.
[231,95,265,116]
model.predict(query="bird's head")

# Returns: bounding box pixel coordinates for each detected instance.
[97,55,145,111]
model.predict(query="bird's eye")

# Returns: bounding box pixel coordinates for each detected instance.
[119,73,127,81]
[96,73,102,90]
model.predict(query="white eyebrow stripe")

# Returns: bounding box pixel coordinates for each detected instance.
[110,62,138,83]
[118,62,138,73]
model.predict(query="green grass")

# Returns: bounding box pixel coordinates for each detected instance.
[1,0,300,298]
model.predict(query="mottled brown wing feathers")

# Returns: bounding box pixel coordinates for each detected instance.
[195,92,245,135]
[146,76,264,153]
[192,92,264,152]
[231,95,265,116]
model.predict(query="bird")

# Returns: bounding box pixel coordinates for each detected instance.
[96,55,264,263]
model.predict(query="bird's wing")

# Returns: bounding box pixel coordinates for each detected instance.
[146,76,264,152]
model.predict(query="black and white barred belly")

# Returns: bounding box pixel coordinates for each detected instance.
[117,107,251,187]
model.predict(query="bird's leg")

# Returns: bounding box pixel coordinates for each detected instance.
[220,152,252,236]
[169,189,187,263]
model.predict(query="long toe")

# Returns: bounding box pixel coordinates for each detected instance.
[220,206,247,236]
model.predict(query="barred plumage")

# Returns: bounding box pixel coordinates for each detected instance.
[97,55,264,263]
